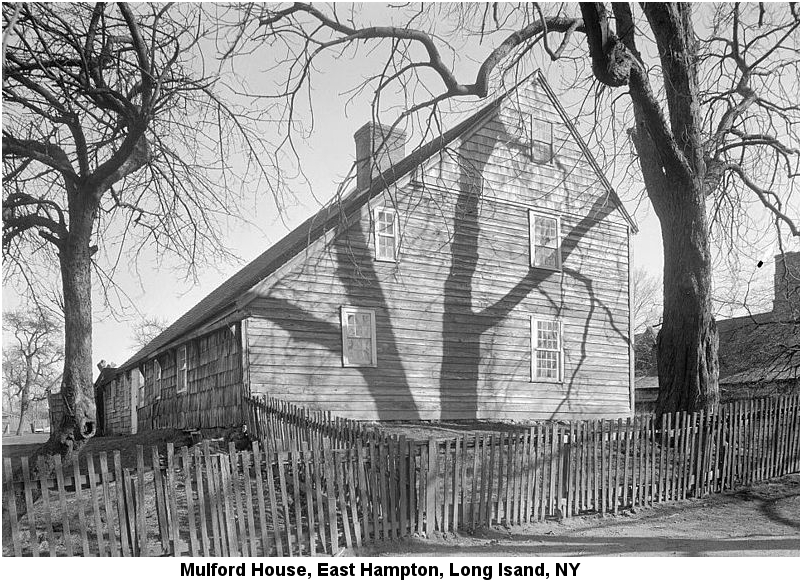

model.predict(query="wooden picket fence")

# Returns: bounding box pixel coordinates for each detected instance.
[4,393,800,556]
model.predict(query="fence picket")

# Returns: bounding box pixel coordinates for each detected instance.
[20,457,39,557]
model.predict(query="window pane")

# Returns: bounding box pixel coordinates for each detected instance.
[377,235,395,260]
[534,246,558,268]
[534,217,557,248]
[537,321,559,350]
[346,337,373,365]
[536,350,559,379]
[377,211,395,235]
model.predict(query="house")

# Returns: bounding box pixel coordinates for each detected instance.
[635,251,800,408]
[99,71,638,431]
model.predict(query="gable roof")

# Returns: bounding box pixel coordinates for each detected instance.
[717,313,799,383]
[119,71,636,371]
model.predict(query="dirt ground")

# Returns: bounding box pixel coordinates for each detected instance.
[371,473,800,557]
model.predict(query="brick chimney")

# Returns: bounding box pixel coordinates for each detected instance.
[773,251,800,320]
[354,121,406,190]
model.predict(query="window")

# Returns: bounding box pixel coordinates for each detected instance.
[531,116,554,164]
[374,208,398,262]
[177,346,187,394]
[529,211,561,270]
[532,317,563,381]
[341,307,377,367]
[153,358,162,399]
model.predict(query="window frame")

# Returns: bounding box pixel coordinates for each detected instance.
[176,345,188,394]
[531,316,564,383]
[530,115,554,164]
[529,210,562,271]
[373,207,399,262]
[340,306,378,368]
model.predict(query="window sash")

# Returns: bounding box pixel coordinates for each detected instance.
[531,317,563,381]
[529,211,561,270]
[374,208,398,261]
[341,307,377,367]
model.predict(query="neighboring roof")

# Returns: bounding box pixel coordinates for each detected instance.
[717,313,798,382]
[119,71,637,371]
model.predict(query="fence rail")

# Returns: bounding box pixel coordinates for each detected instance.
[4,394,800,556]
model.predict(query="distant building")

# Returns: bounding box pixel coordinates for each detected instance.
[635,251,799,410]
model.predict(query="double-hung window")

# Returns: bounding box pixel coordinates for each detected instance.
[531,317,563,381]
[529,211,561,270]
[531,116,554,164]
[341,307,377,367]
[177,345,187,394]
[374,208,398,262]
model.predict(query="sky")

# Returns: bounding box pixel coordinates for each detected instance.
[2,3,794,376]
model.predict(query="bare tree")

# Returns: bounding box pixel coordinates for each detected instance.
[632,266,662,333]
[2,3,281,462]
[130,315,170,350]
[221,2,799,414]
[3,309,63,435]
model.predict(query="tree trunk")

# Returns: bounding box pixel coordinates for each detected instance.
[16,355,34,435]
[39,207,97,463]
[655,191,720,415]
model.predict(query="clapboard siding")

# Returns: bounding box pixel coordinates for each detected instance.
[245,79,632,421]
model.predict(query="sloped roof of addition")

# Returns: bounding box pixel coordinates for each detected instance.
[118,71,637,371]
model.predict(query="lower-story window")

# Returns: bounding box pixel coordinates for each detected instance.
[341,306,377,367]
[531,317,563,381]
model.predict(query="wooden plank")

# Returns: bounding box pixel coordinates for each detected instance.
[264,449,284,555]
[551,424,561,518]
[193,448,212,556]
[219,453,239,556]
[344,449,361,549]
[496,433,505,525]
[354,441,367,545]
[20,456,40,557]
[523,428,534,522]
[323,444,339,554]
[136,446,148,557]
[72,457,91,555]
[649,415,656,506]
[203,441,224,556]
[535,426,546,520]
[451,436,461,531]
[52,455,74,556]
[250,443,270,556]
[613,419,622,514]
[121,468,138,556]
[380,436,391,539]
[477,435,489,527]
[694,411,705,498]
[288,448,304,555]
[98,453,118,556]
[441,438,450,533]
[399,436,409,537]
[166,443,181,556]
[227,446,250,557]
[3,458,23,557]
[470,435,480,528]
[621,417,631,509]
[370,436,384,541]
[183,447,200,557]
[426,438,438,534]
[334,450,353,549]
[150,447,169,554]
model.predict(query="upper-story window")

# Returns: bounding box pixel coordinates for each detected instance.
[531,317,563,381]
[341,306,377,367]
[374,207,399,262]
[177,345,187,394]
[529,210,561,270]
[531,116,554,164]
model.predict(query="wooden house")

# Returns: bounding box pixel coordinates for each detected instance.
[101,72,637,432]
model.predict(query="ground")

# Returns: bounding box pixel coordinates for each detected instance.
[371,474,800,557]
